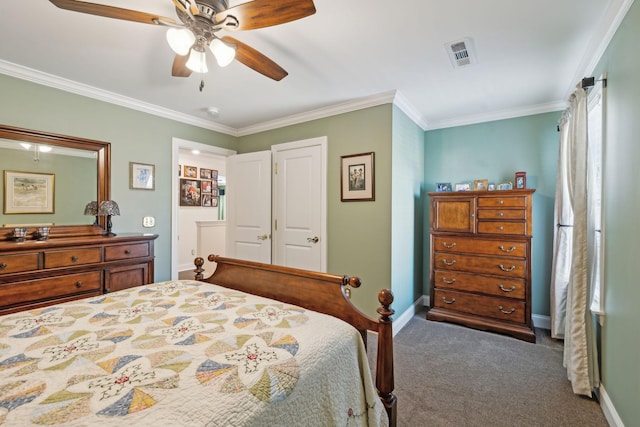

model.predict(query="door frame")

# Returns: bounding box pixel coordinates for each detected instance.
[171,137,236,279]
[272,136,328,272]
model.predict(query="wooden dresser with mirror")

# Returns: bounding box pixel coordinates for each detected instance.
[0,125,158,315]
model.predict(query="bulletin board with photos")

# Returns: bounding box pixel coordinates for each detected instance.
[178,164,219,207]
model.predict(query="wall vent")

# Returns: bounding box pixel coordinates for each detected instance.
[445,38,477,68]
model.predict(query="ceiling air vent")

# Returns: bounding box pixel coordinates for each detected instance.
[446,38,477,68]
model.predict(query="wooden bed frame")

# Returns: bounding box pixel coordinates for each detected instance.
[194,255,397,426]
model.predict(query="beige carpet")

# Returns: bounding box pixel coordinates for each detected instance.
[368,309,608,426]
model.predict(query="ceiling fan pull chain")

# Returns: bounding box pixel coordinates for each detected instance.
[199,80,205,92]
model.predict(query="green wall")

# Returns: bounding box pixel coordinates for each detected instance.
[0,74,236,281]
[391,106,425,312]
[589,1,640,424]
[237,105,397,317]
[424,112,561,316]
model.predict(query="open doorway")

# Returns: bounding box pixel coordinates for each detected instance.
[171,137,235,279]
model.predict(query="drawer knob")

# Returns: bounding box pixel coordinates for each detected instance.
[498,306,516,314]
[499,212,504,217]
[498,245,516,253]
[71,256,79,262]
[499,284,516,292]
[442,297,456,304]
[499,264,516,272]
[442,242,456,249]
[442,277,456,284]
[499,200,504,205]
[0,262,7,270]
[441,258,456,266]
[124,249,131,255]
[75,281,83,288]
[497,226,504,231]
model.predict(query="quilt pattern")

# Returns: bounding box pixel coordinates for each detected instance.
[0,280,386,426]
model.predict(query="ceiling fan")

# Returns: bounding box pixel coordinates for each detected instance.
[49,0,316,81]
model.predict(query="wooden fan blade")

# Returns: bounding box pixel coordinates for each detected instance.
[172,0,200,16]
[172,54,192,77]
[49,0,177,25]
[216,0,316,31]
[223,36,288,81]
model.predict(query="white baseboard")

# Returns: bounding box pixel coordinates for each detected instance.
[392,296,425,336]
[600,385,624,427]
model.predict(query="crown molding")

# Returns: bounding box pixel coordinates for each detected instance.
[0,60,238,136]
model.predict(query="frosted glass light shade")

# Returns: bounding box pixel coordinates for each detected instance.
[166,28,195,56]
[186,48,208,73]
[209,38,236,67]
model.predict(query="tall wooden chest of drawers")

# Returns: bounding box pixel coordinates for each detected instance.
[427,189,535,342]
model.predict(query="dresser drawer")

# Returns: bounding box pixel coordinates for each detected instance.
[433,289,526,323]
[477,209,525,220]
[477,221,525,235]
[44,248,102,268]
[433,252,526,278]
[0,252,40,275]
[433,236,526,257]
[433,270,525,299]
[477,196,526,208]
[104,243,150,261]
[0,271,102,308]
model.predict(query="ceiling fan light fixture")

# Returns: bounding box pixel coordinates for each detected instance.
[209,38,236,67]
[186,47,208,73]
[166,28,196,56]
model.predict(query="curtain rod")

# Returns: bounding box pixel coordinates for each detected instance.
[557,76,608,131]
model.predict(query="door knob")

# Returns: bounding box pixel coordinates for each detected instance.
[307,236,319,243]
[257,234,270,240]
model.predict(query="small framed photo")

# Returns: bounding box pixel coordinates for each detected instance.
[436,182,452,192]
[202,194,213,207]
[341,152,375,201]
[211,170,219,180]
[455,182,471,192]
[212,197,219,207]
[515,171,527,189]
[178,164,182,177]
[129,162,155,190]
[497,181,513,190]
[474,179,489,191]
[3,170,55,214]
[201,180,213,193]
[200,168,212,179]
[180,179,201,206]
[487,183,496,191]
[183,165,197,178]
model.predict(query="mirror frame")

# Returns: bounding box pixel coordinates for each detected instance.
[0,124,111,239]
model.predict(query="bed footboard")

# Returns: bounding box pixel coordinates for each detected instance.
[194,255,397,426]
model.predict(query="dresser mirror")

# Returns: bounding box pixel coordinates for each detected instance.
[0,125,110,238]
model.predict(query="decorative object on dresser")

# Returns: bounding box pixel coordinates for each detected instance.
[473,179,488,191]
[455,182,471,192]
[515,171,527,189]
[0,232,158,315]
[98,200,120,236]
[436,182,452,192]
[427,189,536,342]
[83,200,99,225]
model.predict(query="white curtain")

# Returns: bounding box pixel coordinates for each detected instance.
[551,88,599,396]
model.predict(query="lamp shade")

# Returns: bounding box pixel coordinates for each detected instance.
[98,200,120,216]
[186,47,208,73]
[209,38,236,67]
[166,28,195,56]
[84,201,98,216]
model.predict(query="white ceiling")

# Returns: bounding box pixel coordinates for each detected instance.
[0,0,630,136]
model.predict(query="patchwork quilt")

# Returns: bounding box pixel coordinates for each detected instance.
[0,280,387,426]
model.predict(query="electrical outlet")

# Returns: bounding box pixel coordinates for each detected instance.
[142,216,155,227]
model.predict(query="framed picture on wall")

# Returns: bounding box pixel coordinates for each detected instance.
[3,170,55,214]
[340,152,375,201]
[202,194,212,207]
[184,165,197,178]
[201,180,212,193]
[200,168,212,179]
[179,179,201,206]
[129,162,155,190]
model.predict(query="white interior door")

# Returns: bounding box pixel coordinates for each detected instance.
[226,151,272,263]
[273,137,327,271]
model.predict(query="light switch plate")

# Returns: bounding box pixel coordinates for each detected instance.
[143,216,155,227]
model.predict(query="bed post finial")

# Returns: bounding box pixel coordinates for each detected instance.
[194,257,205,280]
[376,289,396,426]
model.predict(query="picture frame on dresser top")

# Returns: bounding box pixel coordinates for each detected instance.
[436,182,452,192]
[515,171,526,189]
[455,182,471,192]
[473,179,488,191]
[497,181,513,190]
